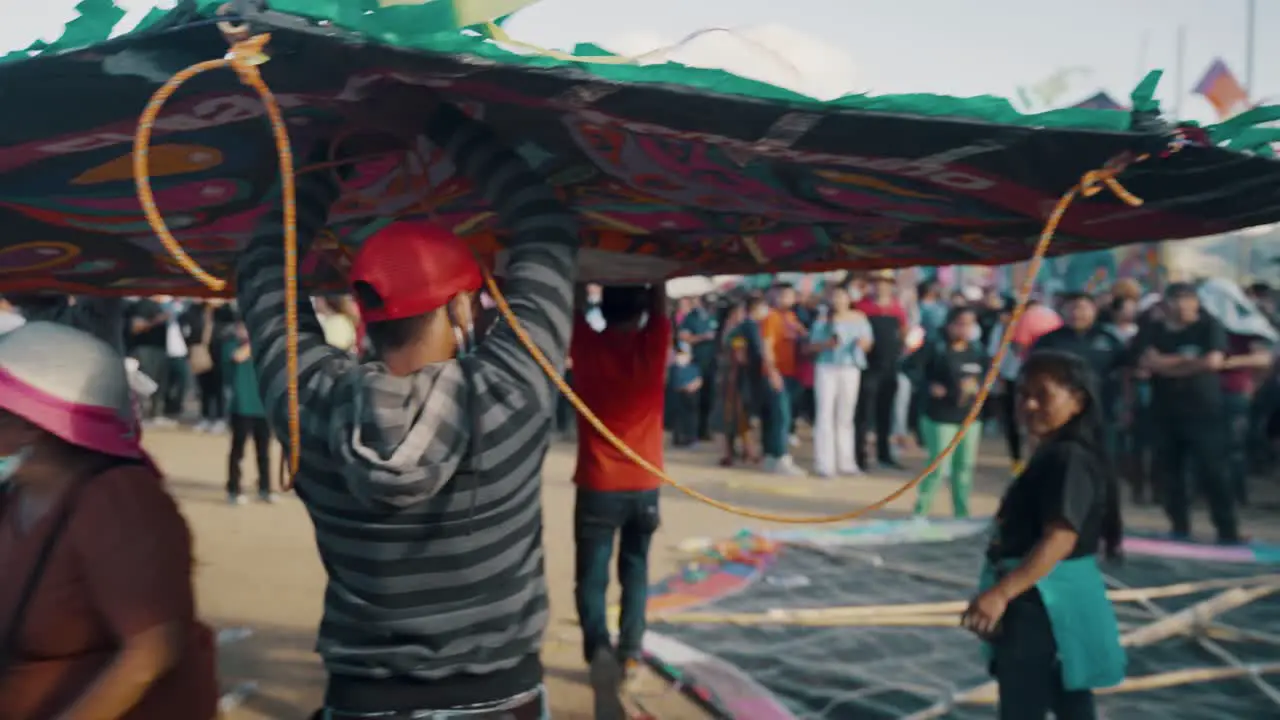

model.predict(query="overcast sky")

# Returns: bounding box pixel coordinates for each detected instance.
[4,1,1274,124]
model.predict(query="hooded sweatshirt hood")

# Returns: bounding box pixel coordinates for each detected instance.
[329,360,474,509]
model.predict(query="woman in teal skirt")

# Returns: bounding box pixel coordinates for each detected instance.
[962,350,1126,720]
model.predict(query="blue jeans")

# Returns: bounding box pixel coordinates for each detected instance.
[574,488,660,663]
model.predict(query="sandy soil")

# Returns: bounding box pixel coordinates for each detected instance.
[142,426,1279,719]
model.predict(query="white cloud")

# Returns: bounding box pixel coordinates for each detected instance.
[0,0,177,55]
[601,23,862,101]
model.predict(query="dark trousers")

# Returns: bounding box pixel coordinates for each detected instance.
[761,378,798,458]
[228,413,272,495]
[1223,391,1251,505]
[574,488,660,663]
[133,345,168,419]
[163,356,191,417]
[671,390,699,446]
[694,355,716,440]
[998,388,1022,462]
[196,368,225,421]
[1155,414,1240,542]
[1248,378,1280,470]
[993,594,1097,720]
[1128,383,1158,504]
[855,368,897,467]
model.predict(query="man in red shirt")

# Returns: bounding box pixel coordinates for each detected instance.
[855,270,909,469]
[569,284,670,715]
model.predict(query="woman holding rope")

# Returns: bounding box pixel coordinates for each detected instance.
[963,350,1126,720]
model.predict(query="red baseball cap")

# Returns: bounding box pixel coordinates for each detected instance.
[348,221,483,323]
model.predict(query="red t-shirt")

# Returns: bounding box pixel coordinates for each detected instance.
[570,315,672,492]
[1221,333,1258,395]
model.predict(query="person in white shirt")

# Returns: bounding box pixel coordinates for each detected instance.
[159,298,190,427]
[0,296,26,335]
[313,295,360,352]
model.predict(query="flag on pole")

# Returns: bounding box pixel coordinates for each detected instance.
[1016,67,1092,110]
[1194,58,1251,119]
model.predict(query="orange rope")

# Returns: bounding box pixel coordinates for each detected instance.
[134,35,1162,520]
[133,33,303,490]
[476,156,1152,523]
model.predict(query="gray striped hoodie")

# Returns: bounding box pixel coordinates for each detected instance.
[234,104,576,687]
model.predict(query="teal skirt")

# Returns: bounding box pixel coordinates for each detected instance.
[979,555,1126,691]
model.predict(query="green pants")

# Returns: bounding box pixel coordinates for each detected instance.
[914,417,982,518]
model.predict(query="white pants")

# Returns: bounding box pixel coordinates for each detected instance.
[813,364,862,475]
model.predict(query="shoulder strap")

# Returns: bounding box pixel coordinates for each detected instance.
[0,482,89,672]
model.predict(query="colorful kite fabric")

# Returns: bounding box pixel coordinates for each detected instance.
[4,2,1280,294]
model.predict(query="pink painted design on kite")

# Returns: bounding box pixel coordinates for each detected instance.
[750,227,820,261]
[629,134,789,206]
[173,206,268,236]
[596,209,702,232]
[55,179,243,213]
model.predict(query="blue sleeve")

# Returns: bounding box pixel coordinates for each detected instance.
[678,313,697,335]
[809,320,831,344]
[853,317,872,341]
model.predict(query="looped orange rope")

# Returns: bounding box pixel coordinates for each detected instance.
[135,37,1168,520]
[133,32,304,490]
[474,153,1153,523]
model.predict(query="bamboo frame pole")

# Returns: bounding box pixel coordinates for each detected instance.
[1107,576,1280,708]
[1118,584,1280,648]
[655,575,1280,626]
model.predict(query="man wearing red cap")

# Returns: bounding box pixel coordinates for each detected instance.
[235,96,576,718]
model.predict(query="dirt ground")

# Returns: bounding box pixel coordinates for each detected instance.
[144,426,1280,719]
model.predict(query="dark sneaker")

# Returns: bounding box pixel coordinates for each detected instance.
[589,647,625,720]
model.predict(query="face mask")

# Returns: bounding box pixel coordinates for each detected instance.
[0,447,31,485]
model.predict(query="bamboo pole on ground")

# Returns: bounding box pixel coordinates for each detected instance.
[1105,573,1280,709]
[1118,584,1280,648]
[655,575,1280,626]
[903,584,1280,719]
[933,663,1280,708]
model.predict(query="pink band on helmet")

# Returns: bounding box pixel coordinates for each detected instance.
[0,367,144,460]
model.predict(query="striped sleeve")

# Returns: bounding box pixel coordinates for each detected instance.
[234,152,355,451]
[426,104,579,411]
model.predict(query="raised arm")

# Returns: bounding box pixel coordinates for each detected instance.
[426,103,579,409]
[234,144,355,438]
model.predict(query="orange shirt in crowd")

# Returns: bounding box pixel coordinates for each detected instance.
[570,315,672,492]
[0,465,218,720]
[760,308,802,377]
